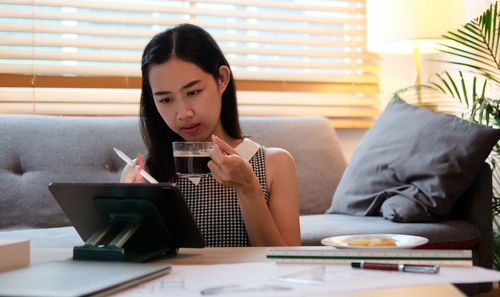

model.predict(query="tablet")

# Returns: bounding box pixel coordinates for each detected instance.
[48,183,205,261]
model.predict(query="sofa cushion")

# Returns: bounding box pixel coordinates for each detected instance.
[326,96,500,222]
[300,214,480,248]
[0,115,147,229]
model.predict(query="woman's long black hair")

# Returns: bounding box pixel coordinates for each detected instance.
[140,23,242,182]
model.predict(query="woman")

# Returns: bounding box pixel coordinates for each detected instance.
[121,23,300,247]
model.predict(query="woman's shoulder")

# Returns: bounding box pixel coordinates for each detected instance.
[263,147,295,167]
[263,147,297,190]
[264,146,291,156]
[239,138,294,167]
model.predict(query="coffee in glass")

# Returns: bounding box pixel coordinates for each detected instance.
[172,142,212,177]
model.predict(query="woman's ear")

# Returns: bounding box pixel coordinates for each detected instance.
[217,65,231,93]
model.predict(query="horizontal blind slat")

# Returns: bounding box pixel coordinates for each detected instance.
[0,0,365,15]
[237,92,380,106]
[5,2,359,25]
[330,119,374,129]
[0,88,381,106]
[0,22,369,41]
[0,34,367,49]
[0,63,141,76]
[0,102,377,128]
[0,48,381,71]
[230,59,380,72]
[0,64,379,84]
[238,105,380,117]
[0,75,380,94]
[0,88,140,103]
[235,71,379,84]
[190,0,365,13]
[0,21,158,38]
[0,45,378,62]
[34,103,140,115]
[0,8,364,35]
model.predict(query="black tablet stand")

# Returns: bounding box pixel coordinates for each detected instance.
[73,198,178,262]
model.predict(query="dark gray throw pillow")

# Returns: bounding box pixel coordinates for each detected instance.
[326,95,500,222]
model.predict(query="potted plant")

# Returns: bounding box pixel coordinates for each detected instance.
[396,2,500,268]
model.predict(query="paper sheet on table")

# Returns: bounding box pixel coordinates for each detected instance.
[115,262,280,297]
[114,262,500,297]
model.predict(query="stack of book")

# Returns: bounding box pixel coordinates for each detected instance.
[266,247,473,266]
[0,239,30,273]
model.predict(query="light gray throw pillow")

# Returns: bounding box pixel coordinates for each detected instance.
[326,95,500,222]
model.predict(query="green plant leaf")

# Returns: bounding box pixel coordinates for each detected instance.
[429,81,446,94]
[438,48,494,68]
[456,27,485,44]
[435,3,500,88]
[441,61,500,84]
[481,78,487,99]
[443,33,489,54]
[438,40,497,72]
[492,3,498,55]
[460,71,468,104]
[435,73,457,99]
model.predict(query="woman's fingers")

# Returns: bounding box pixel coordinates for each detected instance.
[208,135,256,188]
[212,135,237,154]
[209,142,225,164]
[121,165,141,183]
[121,153,149,183]
[136,153,145,168]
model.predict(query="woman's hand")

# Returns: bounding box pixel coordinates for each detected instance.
[208,135,258,192]
[119,153,149,183]
[208,135,301,246]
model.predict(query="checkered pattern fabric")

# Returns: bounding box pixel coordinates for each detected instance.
[173,146,269,247]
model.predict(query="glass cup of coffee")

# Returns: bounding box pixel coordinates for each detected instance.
[172,142,213,177]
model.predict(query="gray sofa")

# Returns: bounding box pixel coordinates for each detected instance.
[0,114,493,294]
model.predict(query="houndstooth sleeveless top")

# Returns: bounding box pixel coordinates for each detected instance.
[172,138,269,247]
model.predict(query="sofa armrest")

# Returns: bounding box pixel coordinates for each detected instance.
[450,162,493,269]
[449,163,493,297]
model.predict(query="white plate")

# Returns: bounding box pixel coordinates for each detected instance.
[321,234,428,249]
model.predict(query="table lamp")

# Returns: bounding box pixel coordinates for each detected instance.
[366,0,465,105]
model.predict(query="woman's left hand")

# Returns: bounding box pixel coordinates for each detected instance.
[208,135,257,191]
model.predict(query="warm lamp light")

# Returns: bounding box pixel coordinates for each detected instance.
[366,0,465,103]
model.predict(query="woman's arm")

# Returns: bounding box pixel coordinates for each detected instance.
[208,136,301,246]
[264,147,301,245]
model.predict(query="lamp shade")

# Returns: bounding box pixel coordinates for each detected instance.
[366,0,465,54]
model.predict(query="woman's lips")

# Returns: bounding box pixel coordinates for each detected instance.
[181,123,200,134]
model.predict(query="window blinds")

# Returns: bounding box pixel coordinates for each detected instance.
[0,0,380,128]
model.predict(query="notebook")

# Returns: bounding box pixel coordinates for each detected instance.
[0,260,171,297]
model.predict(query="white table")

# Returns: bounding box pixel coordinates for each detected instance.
[30,247,467,297]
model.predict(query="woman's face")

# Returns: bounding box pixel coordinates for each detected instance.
[148,58,230,142]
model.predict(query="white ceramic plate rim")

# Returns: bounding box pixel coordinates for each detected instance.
[321,234,429,249]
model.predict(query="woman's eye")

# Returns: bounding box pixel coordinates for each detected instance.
[187,89,200,96]
[159,97,172,103]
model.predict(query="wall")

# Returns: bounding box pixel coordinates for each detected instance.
[337,0,494,162]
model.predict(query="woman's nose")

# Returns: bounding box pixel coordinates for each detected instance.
[176,101,194,120]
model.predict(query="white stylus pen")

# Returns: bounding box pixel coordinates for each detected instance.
[113,147,159,184]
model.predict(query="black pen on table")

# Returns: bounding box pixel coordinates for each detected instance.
[351,261,440,274]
